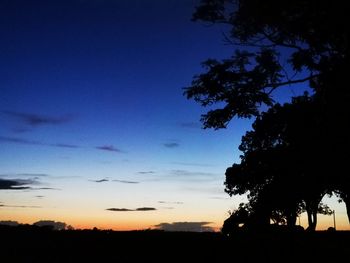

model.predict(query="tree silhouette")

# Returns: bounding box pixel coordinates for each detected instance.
[224,95,339,231]
[185,0,349,128]
[185,0,350,227]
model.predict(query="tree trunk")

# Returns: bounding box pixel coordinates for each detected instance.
[286,209,297,229]
[306,202,318,231]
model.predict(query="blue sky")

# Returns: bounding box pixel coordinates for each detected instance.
[1,0,348,231]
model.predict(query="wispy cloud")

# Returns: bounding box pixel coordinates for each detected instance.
[106,207,156,212]
[0,204,41,208]
[179,122,201,129]
[89,178,109,183]
[113,179,139,184]
[137,171,156,175]
[158,201,183,204]
[154,222,214,232]
[11,127,30,133]
[0,136,125,154]
[171,162,215,167]
[0,136,80,149]
[2,111,72,127]
[35,187,61,190]
[0,173,49,178]
[89,178,139,184]
[0,136,43,146]
[152,169,219,183]
[170,169,216,177]
[52,143,79,148]
[163,142,180,148]
[96,145,122,153]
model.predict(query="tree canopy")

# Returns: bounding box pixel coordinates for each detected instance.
[185,0,349,129]
[185,0,350,231]
[225,95,332,230]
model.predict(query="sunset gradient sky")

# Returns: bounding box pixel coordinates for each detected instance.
[1,0,348,231]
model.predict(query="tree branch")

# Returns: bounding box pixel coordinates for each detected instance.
[261,30,304,52]
[266,74,319,95]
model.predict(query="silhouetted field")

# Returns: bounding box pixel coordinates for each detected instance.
[1,225,349,262]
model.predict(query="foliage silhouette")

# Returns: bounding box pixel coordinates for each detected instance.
[224,94,345,231]
[185,0,350,230]
[185,0,349,129]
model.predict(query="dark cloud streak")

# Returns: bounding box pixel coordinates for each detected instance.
[0,178,34,190]
[52,143,79,148]
[0,136,79,149]
[0,204,41,208]
[113,179,139,184]
[179,122,201,129]
[0,173,49,178]
[106,207,156,212]
[135,207,156,211]
[96,145,122,153]
[2,111,72,127]
[170,169,216,177]
[163,142,180,148]
[90,178,109,183]
[158,201,183,204]
[171,162,215,167]
[137,171,155,174]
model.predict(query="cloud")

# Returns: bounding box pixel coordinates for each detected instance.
[0,177,59,191]
[0,136,123,153]
[170,169,217,177]
[96,145,122,153]
[51,143,79,148]
[0,136,43,146]
[0,173,49,178]
[106,207,156,212]
[0,204,41,208]
[154,222,214,232]
[90,178,109,183]
[137,171,156,174]
[113,179,139,184]
[158,201,183,204]
[0,136,79,149]
[106,208,133,212]
[11,127,30,133]
[163,142,180,148]
[0,178,34,190]
[171,162,215,167]
[2,111,72,127]
[135,207,156,211]
[35,187,60,190]
[179,122,201,129]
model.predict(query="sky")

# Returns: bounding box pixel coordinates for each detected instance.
[0,0,348,231]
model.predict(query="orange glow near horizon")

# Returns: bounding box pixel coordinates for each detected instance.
[1,207,349,232]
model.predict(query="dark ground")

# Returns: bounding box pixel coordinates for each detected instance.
[1,225,349,262]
